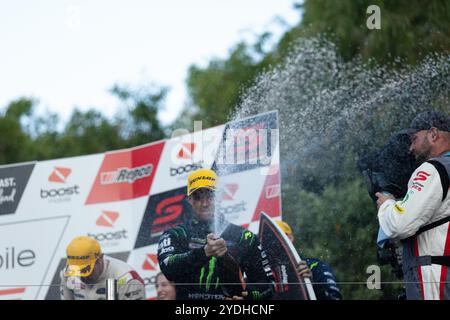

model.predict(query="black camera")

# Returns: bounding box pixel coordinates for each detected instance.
[376,241,404,279]
[357,132,419,201]
[357,131,419,279]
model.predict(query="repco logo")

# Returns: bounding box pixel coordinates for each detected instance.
[41,167,80,200]
[170,162,203,177]
[100,165,153,185]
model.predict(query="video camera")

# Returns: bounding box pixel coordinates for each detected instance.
[357,132,418,202]
[357,131,419,279]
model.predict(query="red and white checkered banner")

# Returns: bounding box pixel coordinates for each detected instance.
[0,111,281,300]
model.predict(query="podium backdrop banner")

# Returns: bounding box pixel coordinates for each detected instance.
[0,111,281,300]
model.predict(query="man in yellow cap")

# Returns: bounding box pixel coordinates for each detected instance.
[60,236,145,300]
[157,168,274,300]
[276,220,342,300]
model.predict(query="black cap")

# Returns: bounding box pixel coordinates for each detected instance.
[399,110,450,135]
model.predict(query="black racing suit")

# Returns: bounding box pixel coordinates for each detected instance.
[158,217,274,300]
[305,257,342,300]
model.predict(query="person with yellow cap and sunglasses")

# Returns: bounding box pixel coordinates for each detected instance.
[60,236,145,300]
[157,168,274,300]
[276,220,342,300]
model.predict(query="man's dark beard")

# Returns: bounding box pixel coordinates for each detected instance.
[415,138,432,163]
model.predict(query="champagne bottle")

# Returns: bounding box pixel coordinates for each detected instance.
[218,252,246,298]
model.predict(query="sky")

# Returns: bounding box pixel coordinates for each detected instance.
[0,0,301,126]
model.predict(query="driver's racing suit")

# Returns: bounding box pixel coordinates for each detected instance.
[157,217,274,300]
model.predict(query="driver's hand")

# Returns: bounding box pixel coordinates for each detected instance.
[297,261,313,279]
[204,233,228,257]
[224,291,248,300]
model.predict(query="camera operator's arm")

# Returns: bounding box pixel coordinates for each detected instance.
[376,162,444,239]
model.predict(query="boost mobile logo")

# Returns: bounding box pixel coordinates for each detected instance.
[222,184,239,201]
[41,167,80,200]
[96,211,119,228]
[177,143,196,159]
[100,164,153,185]
[48,167,71,183]
[265,184,280,199]
[142,254,159,271]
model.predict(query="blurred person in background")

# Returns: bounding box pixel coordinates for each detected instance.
[277,220,342,300]
[155,272,177,300]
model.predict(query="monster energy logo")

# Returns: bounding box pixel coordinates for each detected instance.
[239,230,255,246]
[199,257,220,292]
[251,290,262,300]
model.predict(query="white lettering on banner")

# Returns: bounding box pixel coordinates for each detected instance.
[281,264,288,284]
[100,165,152,185]
[0,188,16,204]
[217,128,278,165]
[0,178,16,188]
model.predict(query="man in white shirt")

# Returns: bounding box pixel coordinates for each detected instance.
[376,110,450,300]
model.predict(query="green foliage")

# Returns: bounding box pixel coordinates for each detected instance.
[111,84,167,146]
[0,83,168,162]
[282,178,403,299]
[181,0,449,131]
[186,42,267,128]
[290,0,450,65]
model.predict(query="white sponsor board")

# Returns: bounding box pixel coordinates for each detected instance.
[0,216,70,300]
[0,111,281,300]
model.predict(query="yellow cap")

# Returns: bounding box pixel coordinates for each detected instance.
[276,220,293,236]
[64,236,102,277]
[187,168,217,196]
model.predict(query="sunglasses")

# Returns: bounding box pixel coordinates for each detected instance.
[191,189,215,201]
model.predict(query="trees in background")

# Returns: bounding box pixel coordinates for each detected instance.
[0,84,167,163]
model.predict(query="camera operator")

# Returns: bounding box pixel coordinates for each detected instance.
[376,110,450,300]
